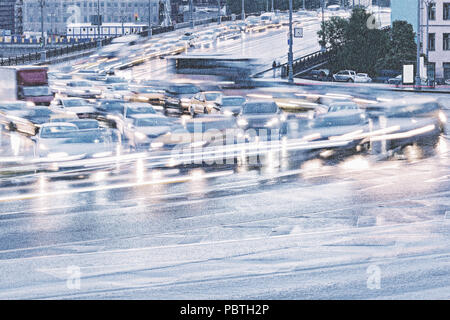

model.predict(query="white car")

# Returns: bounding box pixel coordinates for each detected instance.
[333,70,357,82]
[124,114,174,150]
[354,73,372,83]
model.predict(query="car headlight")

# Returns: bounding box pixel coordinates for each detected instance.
[47,152,69,159]
[134,131,148,141]
[92,151,113,158]
[190,141,207,148]
[151,142,164,149]
[223,110,234,117]
[181,98,191,106]
[265,117,279,127]
[39,144,49,151]
[439,111,447,124]
[237,118,248,127]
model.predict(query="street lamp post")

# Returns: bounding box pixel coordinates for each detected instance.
[424,1,435,77]
[97,0,101,47]
[218,0,221,24]
[38,0,45,48]
[288,0,294,83]
[189,0,194,28]
[321,0,326,52]
[242,0,245,20]
[271,0,274,12]
[415,0,422,88]
[148,0,153,38]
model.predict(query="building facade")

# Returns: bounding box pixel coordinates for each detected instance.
[423,0,450,80]
[0,0,17,34]
[391,0,450,81]
[20,0,159,36]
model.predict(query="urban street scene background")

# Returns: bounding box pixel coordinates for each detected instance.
[0,0,449,300]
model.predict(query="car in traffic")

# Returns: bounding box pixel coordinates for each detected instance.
[128,86,166,107]
[237,101,288,139]
[333,70,357,82]
[164,83,201,113]
[124,114,175,151]
[388,75,402,85]
[151,116,237,152]
[304,69,331,82]
[99,102,160,135]
[188,91,223,116]
[354,73,373,83]
[35,125,121,160]
[64,80,103,99]
[327,102,363,113]
[365,97,446,152]
[218,96,246,117]
[103,83,131,100]
[50,98,98,119]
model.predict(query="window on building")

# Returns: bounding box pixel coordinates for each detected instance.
[444,63,450,80]
[428,3,436,20]
[427,62,435,81]
[444,3,450,20]
[444,33,450,50]
[429,33,435,51]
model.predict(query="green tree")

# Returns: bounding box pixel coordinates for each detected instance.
[375,20,417,71]
[317,16,348,48]
[317,8,390,76]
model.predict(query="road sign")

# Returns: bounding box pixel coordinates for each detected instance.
[403,64,414,85]
[294,27,303,38]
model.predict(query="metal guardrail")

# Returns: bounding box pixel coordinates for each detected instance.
[280,47,339,78]
[0,37,113,66]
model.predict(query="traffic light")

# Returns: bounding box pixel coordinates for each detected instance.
[134,13,139,22]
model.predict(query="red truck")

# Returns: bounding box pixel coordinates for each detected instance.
[0,66,54,106]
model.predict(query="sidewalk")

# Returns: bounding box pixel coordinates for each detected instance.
[390,85,450,94]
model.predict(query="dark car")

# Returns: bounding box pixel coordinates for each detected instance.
[164,83,201,113]
[219,96,246,116]
[21,107,56,127]
[305,69,331,82]
[364,97,446,152]
[237,101,287,138]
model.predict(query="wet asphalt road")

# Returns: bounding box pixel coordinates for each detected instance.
[0,92,448,299]
[1,10,449,298]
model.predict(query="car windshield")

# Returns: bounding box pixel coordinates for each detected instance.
[0,102,29,110]
[169,85,199,94]
[136,118,172,127]
[62,131,111,144]
[312,114,364,128]
[22,86,51,96]
[68,81,90,87]
[113,84,128,90]
[99,101,124,109]
[205,93,221,101]
[29,108,53,117]
[242,102,278,114]
[69,120,100,129]
[106,77,126,83]
[136,87,161,93]
[328,104,359,112]
[63,99,88,107]
[221,97,245,106]
[127,106,156,115]
[40,125,78,138]
[357,74,367,77]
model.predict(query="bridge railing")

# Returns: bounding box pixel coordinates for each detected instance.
[280,47,340,78]
[0,37,113,66]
